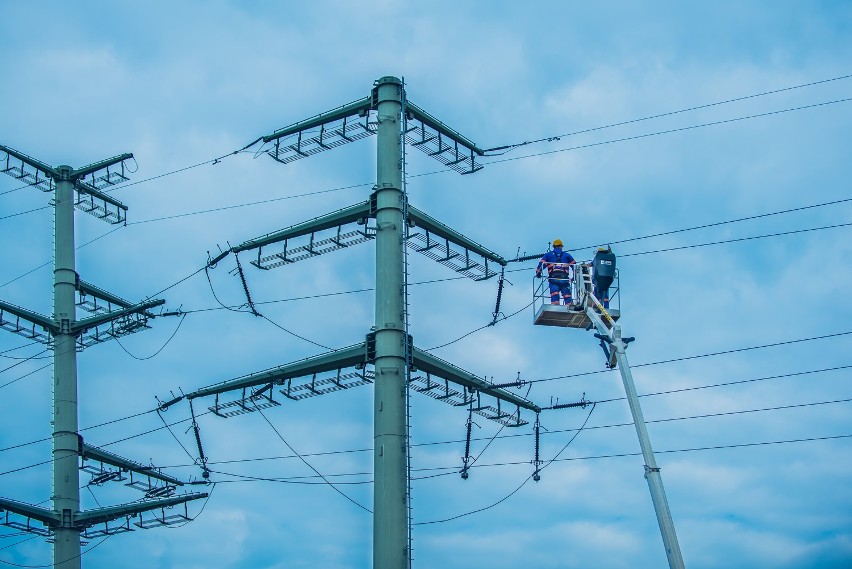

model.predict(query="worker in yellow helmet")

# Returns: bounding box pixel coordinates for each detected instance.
[535,239,576,306]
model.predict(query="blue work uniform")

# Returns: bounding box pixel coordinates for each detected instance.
[536,248,576,305]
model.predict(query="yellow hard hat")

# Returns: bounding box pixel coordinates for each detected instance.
[553,239,563,247]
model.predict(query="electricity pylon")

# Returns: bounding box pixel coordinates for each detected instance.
[162,76,541,569]
[0,145,207,569]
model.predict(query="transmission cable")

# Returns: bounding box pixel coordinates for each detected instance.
[4,95,849,226]
[113,313,187,360]
[481,73,852,154]
[413,402,596,525]
[255,405,372,513]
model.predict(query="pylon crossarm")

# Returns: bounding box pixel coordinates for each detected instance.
[411,347,540,413]
[406,205,506,280]
[72,298,165,334]
[405,101,485,156]
[403,100,484,174]
[72,153,133,181]
[73,180,129,224]
[262,97,373,143]
[187,342,368,400]
[232,200,372,257]
[74,492,208,529]
[76,280,157,317]
[0,299,57,334]
[0,143,58,181]
[81,443,183,486]
[0,497,59,526]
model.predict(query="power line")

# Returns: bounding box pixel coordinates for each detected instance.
[484,96,852,167]
[481,73,852,153]
[142,387,852,472]
[526,330,852,385]
[413,402,596,525]
[112,314,187,361]
[4,95,849,229]
[255,405,372,513]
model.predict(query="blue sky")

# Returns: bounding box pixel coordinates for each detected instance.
[1,1,851,568]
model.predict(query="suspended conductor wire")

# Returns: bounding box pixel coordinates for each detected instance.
[3,396,850,481]
[156,408,197,463]
[0,362,52,392]
[166,482,216,529]
[481,73,852,154]
[0,348,50,374]
[484,97,852,166]
[254,405,372,513]
[260,314,335,350]
[0,225,123,289]
[425,299,535,351]
[414,402,596,526]
[113,313,187,361]
[0,535,112,568]
[5,92,851,228]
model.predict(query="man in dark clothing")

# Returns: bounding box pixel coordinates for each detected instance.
[536,239,576,306]
[592,245,616,308]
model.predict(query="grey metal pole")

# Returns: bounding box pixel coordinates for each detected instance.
[611,326,685,569]
[372,76,408,569]
[52,167,82,569]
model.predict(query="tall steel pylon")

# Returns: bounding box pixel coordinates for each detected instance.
[0,145,207,569]
[166,76,542,569]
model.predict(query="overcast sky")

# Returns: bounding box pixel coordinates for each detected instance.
[1,1,851,568]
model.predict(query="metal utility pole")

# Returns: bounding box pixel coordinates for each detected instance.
[372,76,408,569]
[165,76,543,569]
[0,145,207,569]
[535,270,686,569]
[53,164,82,569]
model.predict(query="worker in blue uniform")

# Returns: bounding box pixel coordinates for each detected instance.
[592,245,616,308]
[536,239,576,306]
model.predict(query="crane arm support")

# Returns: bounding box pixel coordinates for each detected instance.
[262,97,373,143]
[407,205,507,266]
[74,492,208,528]
[411,347,540,412]
[231,201,371,253]
[186,342,368,400]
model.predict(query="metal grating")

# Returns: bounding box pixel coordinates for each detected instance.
[404,122,482,175]
[406,231,499,281]
[266,114,377,165]
[0,311,51,344]
[0,155,54,192]
[133,508,190,529]
[77,314,151,350]
[409,374,528,426]
[280,369,375,400]
[471,403,527,427]
[83,519,134,538]
[84,164,130,190]
[409,375,473,407]
[252,227,375,270]
[73,184,126,224]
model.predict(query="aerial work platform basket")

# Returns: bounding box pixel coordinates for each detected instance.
[533,263,620,328]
